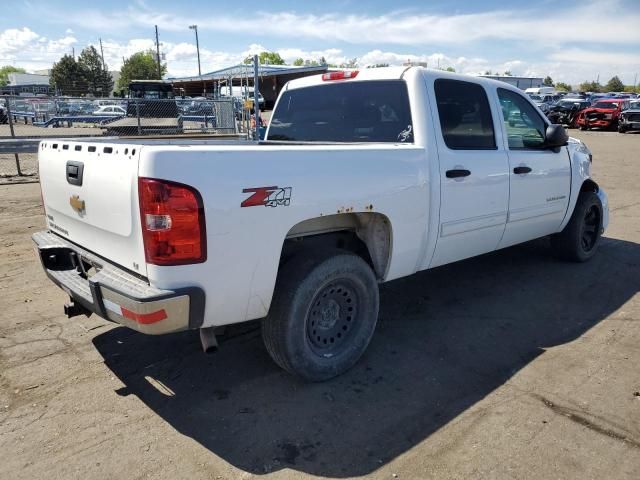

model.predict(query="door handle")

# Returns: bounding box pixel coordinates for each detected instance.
[446,169,471,179]
[513,166,532,174]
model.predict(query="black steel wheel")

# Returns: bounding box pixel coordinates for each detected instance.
[306,280,360,356]
[262,251,379,382]
[580,204,601,253]
[551,190,603,262]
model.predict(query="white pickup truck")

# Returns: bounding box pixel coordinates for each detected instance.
[34,67,608,381]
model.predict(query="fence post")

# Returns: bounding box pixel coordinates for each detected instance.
[5,97,23,176]
[135,98,142,136]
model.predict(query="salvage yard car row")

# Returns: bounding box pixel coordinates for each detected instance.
[529,92,640,133]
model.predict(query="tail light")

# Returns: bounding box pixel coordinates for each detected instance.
[322,70,359,81]
[138,178,206,266]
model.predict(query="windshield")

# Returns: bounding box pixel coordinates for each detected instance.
[593,101,618,109]
[268,80,413,143]
[529,95,542,101]
[629,101,640,109]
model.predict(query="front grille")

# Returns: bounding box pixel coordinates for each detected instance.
[628,113,640,122]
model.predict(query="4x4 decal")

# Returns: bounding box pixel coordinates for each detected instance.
[241,186,292,208]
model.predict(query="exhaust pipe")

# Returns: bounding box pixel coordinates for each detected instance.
[199,327,218,354]
[64,300,91,318]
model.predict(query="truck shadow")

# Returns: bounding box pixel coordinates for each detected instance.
[92,236,640,477]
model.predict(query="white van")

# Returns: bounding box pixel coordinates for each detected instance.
[525,86,556,96]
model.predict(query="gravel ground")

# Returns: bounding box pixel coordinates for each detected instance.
[0,131,638,479]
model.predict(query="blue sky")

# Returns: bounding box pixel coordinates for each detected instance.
[1,0,639,85]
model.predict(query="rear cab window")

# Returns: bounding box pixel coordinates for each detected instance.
[267,80,413,143]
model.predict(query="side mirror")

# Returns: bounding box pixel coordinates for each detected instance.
[545,124,568,148]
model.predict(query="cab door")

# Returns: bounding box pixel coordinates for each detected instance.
[428,78,510,268]
[495,87,571,248]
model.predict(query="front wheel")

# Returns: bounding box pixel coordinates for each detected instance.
[551,191,603,262]
[262,251,379,381]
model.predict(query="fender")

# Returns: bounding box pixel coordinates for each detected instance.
[559,138,608,232]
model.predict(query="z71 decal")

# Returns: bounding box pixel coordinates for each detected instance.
[241,186,292,208]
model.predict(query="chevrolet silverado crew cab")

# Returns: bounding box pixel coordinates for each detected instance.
[34,67,609,381]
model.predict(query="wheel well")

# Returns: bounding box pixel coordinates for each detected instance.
[581,179,599,193]
[281,213,392,280]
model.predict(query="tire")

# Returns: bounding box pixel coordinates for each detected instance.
[551,191,603,262]
[618,126,626,133]
[579,125,588,131]
[262,251,379,382]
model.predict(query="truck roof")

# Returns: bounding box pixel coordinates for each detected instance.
[284,66,523,92]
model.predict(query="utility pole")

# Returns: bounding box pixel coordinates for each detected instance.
[189,24,202,77]
[155,25,162,79]
[72,47,75,59]
[99,38,106,71]
[254,54,260,140]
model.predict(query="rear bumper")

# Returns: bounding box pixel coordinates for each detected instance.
[33,230,205,335]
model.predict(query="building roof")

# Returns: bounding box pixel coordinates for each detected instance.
[8,73,50,86]
[168,64,327,82]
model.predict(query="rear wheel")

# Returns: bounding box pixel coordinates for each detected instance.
[551,191,602,262]
[262,251,379,382]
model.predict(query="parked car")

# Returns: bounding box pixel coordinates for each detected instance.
[576,99,630,130]
[546,98,592,128]
[33,68,608,381]
[618,100,640,133]
[93,105,126,116]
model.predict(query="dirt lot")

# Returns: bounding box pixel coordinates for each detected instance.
[0,131,639,479]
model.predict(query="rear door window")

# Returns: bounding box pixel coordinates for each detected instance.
[434,79,496,150]
[268,80,413,143]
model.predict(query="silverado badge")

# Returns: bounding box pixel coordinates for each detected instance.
[69,194,86,214]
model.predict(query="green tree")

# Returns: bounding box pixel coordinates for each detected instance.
[117,50,167,91]
[445,66,456,72]
[0,66,26,87]
[292,58,304,66]
[555,82,572,92]
[78,46,113,97]
[319,56,327,65]
[503,70,512,76]
[243,51,286,65]
[50,54,88,96]
[483,70,493,75]
[605,75,625,92]
[366,63,390,68]
[578,80,602,92]
[543,76,554,86]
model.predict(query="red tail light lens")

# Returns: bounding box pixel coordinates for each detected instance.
[138,178,206,266]
[322,70,359,81]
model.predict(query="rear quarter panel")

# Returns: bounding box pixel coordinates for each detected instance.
[139,143,428,326]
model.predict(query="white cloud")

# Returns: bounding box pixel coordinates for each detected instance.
[0,28,40,59]
[43,1,640,47]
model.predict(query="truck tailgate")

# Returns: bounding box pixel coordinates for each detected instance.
[38,140,147,277]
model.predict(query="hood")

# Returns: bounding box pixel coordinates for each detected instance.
[582,106,617,114]
[621,108,640,114]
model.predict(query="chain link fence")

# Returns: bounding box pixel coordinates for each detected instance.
[1,95,243,181]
